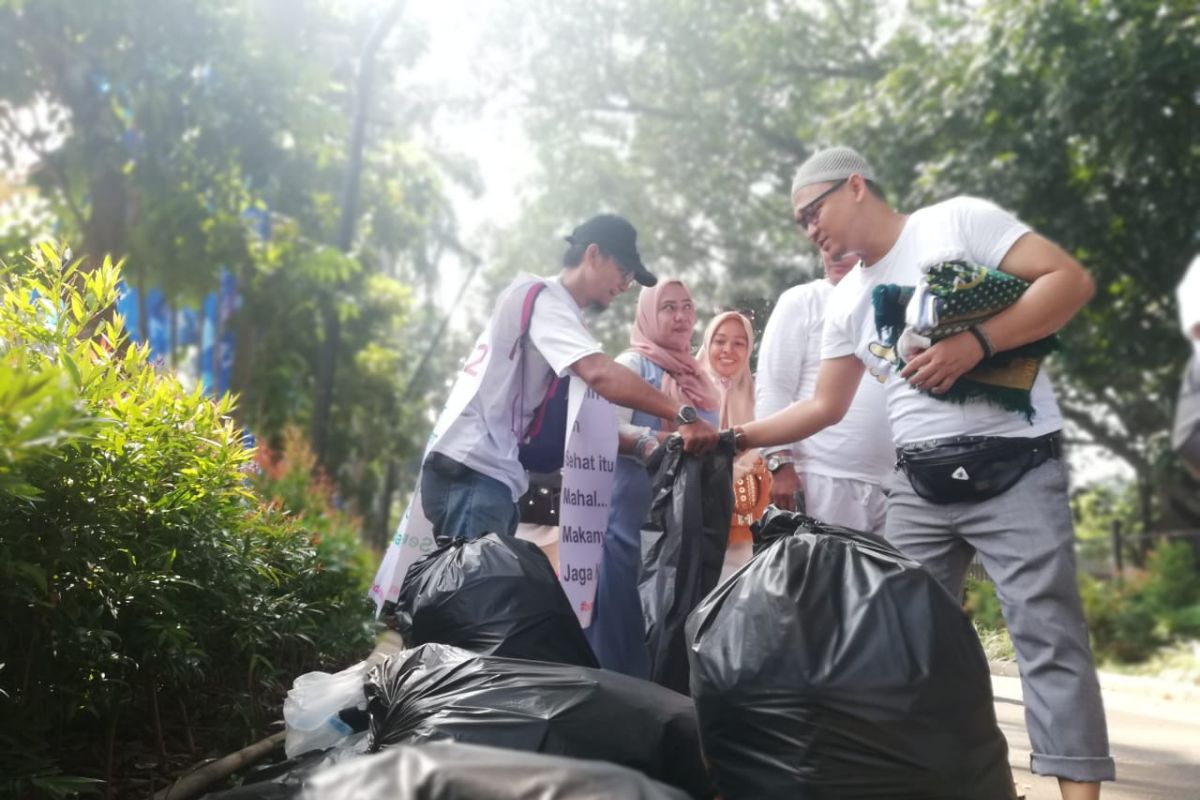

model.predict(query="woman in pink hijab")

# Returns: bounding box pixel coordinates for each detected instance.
[698,311,771,579]
[584,279,719,678]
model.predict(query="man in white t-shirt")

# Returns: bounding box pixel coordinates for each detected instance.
[735,148,1113,799]
[1174,254,1200,475]
[755,250,893,533]
[1180,254,1200,355]
[422,214,719,541]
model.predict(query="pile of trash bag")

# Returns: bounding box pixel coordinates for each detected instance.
[392,533,598,668]
[246,492,1023,799]
[638,433,733,693]
[365,643,715,799]
[203,735,370,800]
[302,741,692,800]
[687,508,1016,799]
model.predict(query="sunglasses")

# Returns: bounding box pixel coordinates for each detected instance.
[794,178,848,230]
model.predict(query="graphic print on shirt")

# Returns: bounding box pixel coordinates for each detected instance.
[865,341,897,383]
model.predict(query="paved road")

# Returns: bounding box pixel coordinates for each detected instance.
[993,674,1200,799]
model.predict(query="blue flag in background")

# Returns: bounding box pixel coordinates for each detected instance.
[116,282,138,340]
[199,290,218,393]
[217,268,238,395]
[177,306,200,348]
[145,288,169,364]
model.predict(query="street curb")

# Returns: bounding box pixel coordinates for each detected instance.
[988,660,1200,703]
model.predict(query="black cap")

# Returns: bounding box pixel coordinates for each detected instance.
[565,214,657,287]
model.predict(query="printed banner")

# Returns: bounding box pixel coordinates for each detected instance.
[557,379,616,628]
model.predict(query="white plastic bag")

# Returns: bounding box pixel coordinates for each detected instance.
[283,660,368,758]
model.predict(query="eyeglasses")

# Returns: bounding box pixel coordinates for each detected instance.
[794,178,847,231]
[599,248,636,286]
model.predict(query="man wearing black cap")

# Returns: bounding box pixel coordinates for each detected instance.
[420,214,719,542]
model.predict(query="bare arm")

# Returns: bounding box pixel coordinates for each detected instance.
[981,232,1096,350]
[573,353,680,420]
[901,232,1095,394]
[572,352,719,453]
[740,356,864,449]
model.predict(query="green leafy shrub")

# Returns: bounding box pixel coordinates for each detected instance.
[1140,540,1200,631]
[1078,539,1200,664]
[964,536,1199,666]
[964,577,1006,631]
[0,245,374,797]
[1078,572,1162,663]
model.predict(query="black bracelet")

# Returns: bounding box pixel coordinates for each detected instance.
[968,324,995,360]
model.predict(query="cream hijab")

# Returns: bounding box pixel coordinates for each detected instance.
[697,311,756,428]
[697,311,762,472]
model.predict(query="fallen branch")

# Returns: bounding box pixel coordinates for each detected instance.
[153,731,285,800]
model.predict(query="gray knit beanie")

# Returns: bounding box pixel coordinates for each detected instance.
[791,146,876,197]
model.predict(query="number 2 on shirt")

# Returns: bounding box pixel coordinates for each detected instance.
[463,344,489,376]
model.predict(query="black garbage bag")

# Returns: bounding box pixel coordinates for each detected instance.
[364,643,715,799]
[638,432,733,694]
[687,508,1015,800]
[393,532,598,668]
[302,741,692,800]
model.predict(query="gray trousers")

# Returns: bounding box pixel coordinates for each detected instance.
[884,457,1116,783]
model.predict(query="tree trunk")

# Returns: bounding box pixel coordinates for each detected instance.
[374,458,399,548]
[1135,477,1154,566]
[228,265,258,425]
[310,0,406,471]
[82,166,128,273]
[310,294,340,467]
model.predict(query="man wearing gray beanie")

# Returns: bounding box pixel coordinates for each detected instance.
[739,146,1113,799]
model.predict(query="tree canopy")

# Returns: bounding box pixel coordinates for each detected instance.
[484,0,1200,530]
[0,0,475,541]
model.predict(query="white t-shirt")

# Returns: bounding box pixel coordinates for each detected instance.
[755,279,894,484]
[821,196,1064,447]
[432,275,603,499]
[1180,254,1200,357]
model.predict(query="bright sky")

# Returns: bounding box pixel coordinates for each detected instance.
[400,0,537,312]
[406,0,534,240]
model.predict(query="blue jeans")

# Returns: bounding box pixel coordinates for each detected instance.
[420,453,519,540]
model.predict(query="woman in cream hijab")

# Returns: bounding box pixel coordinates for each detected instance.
[697,311,770,579]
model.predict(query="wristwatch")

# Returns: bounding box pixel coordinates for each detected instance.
[766,453,793,473]
[674,404,699,426]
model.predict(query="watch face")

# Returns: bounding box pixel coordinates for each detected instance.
[767,455,780,472]
[677,405,698,424]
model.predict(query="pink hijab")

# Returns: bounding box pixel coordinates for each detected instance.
[697,311,756,429]
[629,281,719,416]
